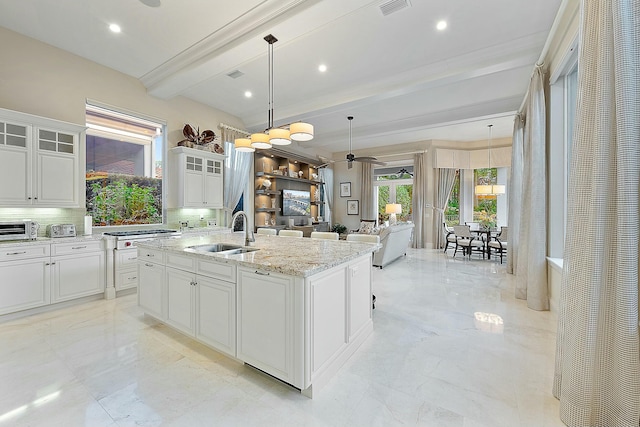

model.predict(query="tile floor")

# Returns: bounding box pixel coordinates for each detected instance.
[0,249,565,427]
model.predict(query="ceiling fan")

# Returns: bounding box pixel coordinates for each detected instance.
[342,116,386,169]
[396,168,413,177]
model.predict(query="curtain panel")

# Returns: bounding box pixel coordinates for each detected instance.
[320,167,333,226]
[512,66,549,311]
[223,141,252,225]
[507,115,524,275]
[553,1,640,425]
[412,153,426,248]
[432,168,457,249]
[360,163,374,220]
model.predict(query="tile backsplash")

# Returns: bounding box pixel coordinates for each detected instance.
[0,207,227,236]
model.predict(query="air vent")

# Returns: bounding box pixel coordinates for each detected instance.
[379,0,411,16]
[226,70,244,79]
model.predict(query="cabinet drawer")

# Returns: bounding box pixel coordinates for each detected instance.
[138,247,165,263]
[0,244,50,261]
[166,253,196,272]
[116,249,138,268]
[52,239,103,256]
[196,258,236,283]
[116,268,138,290]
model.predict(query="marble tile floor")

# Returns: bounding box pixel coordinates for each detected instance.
[0,249,565,427]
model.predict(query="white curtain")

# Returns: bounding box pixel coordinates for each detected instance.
[553,1,640,425]
[432,168,457,249]
[511,66,549,311]
[320,167,333,226]
[360,163,374,220]
[222,140,252,225]
[412,153,426,248]
[507,115,524,275]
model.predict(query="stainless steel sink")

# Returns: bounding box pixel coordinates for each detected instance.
[185,243,259,255]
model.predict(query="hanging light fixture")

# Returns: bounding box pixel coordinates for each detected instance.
[234,137,254,152]
[475,124,505,196]
[235,34,314,151]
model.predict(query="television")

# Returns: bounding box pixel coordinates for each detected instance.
[282,189,311,216]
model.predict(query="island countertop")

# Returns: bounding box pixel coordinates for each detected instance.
[136,232,381,277]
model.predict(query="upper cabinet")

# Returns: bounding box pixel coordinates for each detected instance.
[0,108,83,208]
[169,146,225,209]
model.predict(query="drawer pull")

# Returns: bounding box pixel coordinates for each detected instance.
[146,253,155,257]
[128,257,137,261]
[7,251,27,255]
[72,246,87,250]
[128,276,137,280]
[255,270,270,276]
[145,263,154,267]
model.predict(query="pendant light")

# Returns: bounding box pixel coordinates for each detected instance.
[475,124,505,196]
[236,34,314,151]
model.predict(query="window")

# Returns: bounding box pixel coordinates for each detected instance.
[473,168,498,226]
[85,103,165,226]
[374,167,413,224]
[445,170,460,226]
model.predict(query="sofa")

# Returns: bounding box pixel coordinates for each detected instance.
[371,223,415,268]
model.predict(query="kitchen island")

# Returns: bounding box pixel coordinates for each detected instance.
[136,233,379,397]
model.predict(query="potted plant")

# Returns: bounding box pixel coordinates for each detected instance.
[331,223,347,236]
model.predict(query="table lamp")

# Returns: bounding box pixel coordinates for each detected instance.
[385,203,402,225]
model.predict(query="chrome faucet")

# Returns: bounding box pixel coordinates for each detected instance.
[231,211,255,246]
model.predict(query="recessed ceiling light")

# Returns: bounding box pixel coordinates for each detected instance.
[109,23,122,33]
[436,20,447,31]
[318,64,327,73]
[244,91,252,98]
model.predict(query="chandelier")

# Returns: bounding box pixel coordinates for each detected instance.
[235,34,314,152]
[475,124,505,196]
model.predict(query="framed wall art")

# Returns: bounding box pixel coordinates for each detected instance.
[347,200,359,215]
[340,182,351,197]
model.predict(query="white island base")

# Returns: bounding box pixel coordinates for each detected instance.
[137,237,375,398]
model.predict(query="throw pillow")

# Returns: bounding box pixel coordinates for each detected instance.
[357,221,376,234]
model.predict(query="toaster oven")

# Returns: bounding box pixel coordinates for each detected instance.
[0,221,39,241]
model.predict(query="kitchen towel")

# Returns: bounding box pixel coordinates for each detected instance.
[84,215,92,235]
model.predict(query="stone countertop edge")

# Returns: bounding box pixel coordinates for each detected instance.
[0,234,105,247]
[137,234,382,278]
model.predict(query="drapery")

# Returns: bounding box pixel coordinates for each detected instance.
[320,166,333,226]
[512,66,548,311]
[360,163,374,220]
[223,141,252,225]
[412,152,426,248]
[553,1,640,425]
[432,168,457,249]
[507,115,524,275]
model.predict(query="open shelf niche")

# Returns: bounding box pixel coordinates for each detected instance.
[254,149,325,231]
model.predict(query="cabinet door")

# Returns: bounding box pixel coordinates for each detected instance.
[0,258,49,315]
[184,170,205,207]
[0,120,30,204]
[51,251,105,303]
[237,268,298,385]
[196,275,235,356]
[166,267,195,335]
[204,158,223,208]
[348,255,372,340]
[138,261,165,319]
[35,152,77,206]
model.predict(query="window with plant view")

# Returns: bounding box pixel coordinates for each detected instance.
[474,168,498,228]
[374,167,413,224]
[445,170,460,226]
[85,103,165,226]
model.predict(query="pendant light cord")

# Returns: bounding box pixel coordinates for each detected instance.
[265,34,277,130]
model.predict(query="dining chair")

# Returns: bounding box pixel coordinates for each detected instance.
[442,222,457,253]
[452,225,485,259]
[487,226,508,263]
[310,231,339,240]
[256,228,277,235]
[278,229,303,237]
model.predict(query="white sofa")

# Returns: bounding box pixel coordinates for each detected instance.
[372,223,414,268]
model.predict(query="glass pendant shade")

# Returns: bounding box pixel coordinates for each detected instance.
[289,122,314,141]
[234,138,255,152]
[250,132,271,149]
[268,128,291,145]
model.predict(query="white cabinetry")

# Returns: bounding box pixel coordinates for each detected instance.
[0,244,51,316]
[138,247,165,319]
[237,267,303,387]
[166,266,196,335]
[115,248,139,291]
[51,240,105,303]
[0,108,82,207]
[170,146,224,208]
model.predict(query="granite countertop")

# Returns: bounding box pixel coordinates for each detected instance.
[137,233,381,277]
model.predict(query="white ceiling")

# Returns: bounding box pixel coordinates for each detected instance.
[0,0,562,154]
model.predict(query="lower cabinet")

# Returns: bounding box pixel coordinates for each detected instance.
[196,275,235,356]
[165,267,195,335]
[51,251,105,303]
[0,257,50,315]
[138,259,165,320]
